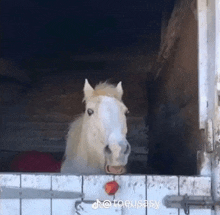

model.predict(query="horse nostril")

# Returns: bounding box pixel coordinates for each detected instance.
[105,145,111,154]
[124,144,129,154]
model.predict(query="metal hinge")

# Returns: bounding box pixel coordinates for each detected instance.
[163,194,220,215]
[0,186,84,199]
[206,119,214,152]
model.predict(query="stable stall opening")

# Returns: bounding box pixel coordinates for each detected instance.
[0,0,200,176]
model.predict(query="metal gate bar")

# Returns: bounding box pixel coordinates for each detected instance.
[0,187,84,199]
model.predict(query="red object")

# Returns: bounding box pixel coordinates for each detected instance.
[105,181,119,195]
[10,151,61,172]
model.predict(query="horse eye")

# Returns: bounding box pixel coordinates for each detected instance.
[87,108,94,116]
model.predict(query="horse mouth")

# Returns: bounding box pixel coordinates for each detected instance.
[105,165,126,175]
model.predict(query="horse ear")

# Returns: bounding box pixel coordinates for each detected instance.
[116,81,123,99]
[83,79,94,100]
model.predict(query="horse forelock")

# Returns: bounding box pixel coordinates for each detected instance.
[83,82,122,102]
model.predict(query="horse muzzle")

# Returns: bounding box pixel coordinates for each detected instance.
[105,165,126,175]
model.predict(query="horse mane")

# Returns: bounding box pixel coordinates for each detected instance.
[83,81,122,102]
[65,114,84,159]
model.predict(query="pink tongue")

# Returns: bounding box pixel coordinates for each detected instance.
[106,165,125,174]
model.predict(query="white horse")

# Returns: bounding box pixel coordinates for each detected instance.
[61,79,131,174]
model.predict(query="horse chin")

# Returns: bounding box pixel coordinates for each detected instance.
[105,165,126,175]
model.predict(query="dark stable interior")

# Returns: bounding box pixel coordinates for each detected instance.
[1,0,198,176]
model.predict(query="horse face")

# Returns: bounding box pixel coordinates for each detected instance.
[83,79,131,174]
[97,96,131,174]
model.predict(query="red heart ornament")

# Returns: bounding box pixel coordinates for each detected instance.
[105,181,119,195]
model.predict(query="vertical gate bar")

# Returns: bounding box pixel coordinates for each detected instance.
[197,0,213,177]
[206,0,216,122]
[20,174,21,215]
[198,0,208,130]
[213,0,220,214]
[198,0,220,214]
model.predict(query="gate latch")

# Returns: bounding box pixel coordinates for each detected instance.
[163,194,220,215]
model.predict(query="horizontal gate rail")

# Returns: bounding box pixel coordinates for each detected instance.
[0,187,84,199]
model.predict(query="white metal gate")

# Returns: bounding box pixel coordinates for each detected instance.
[1,0,220,215]
[0,174,212,215]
